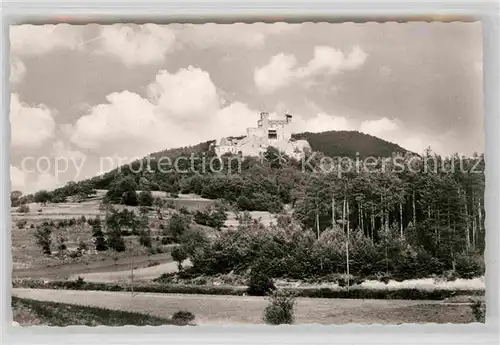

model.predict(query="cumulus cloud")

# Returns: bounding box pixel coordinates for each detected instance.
[96,24,176,66]
[10,56,26,85]
[10,94,56,148]
[70,67,260,159]
[148,67,221,119]
[10,24,82,55]
[254,53,297,93]
[255,46,368,93]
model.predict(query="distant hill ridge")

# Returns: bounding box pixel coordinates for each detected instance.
[21,130,411,199]
[146,130,410,161]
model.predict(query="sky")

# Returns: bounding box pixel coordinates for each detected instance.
[10,22,484,193]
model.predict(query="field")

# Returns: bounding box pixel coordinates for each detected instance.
[12,289,478,325]
[10,192,485,325]
[12,296,183,326]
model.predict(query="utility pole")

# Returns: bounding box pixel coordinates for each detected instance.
[131,251,136,297]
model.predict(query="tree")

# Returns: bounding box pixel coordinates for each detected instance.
[34,225,52,255]
[105,210,126,252]
[11,190,22,207]
[138,208,152,248]
[168,214,190,241]
[247,260,276,296]
[106,175,138,205]
[171,246,188,271]
[34,190,52,205]
[91,216,107,251]
[138,190,154,207]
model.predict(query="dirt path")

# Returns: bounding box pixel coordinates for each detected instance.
[11,288,475,324]
[67,259,191,283]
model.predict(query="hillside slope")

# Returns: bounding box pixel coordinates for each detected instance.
[292,130,410,158]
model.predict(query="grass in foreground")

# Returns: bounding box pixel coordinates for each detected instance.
[12,297,190,326]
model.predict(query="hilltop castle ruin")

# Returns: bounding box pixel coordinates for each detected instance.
[214,112,311,159]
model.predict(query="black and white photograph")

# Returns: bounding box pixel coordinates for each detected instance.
[9,21,485,326]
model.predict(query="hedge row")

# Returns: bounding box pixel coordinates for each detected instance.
[13,279,483,300]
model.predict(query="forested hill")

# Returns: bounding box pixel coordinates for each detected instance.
[144,130,411,162]
[18,129,414,202]
[292,131,410,158]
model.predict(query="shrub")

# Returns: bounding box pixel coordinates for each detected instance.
[78,241,89,252]
[161,236,175,245]
[193,202,227,230]
[56,235,67,252]
[247,264,276,296]
[455,252,485,279]
[16,219,27,229]
[470,299,486,323]
[16,204,30,213]
[263,290,296,325]
[171,310,195,325]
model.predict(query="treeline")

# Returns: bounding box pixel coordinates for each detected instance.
[177,214,484,282]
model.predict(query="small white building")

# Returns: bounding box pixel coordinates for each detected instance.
[214,112,311,159]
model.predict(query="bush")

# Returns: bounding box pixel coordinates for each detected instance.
[78,241,89,252]
[263,290,296,325]
[16,219,27,229]
[161,236,175,245]
[171,310,195,325]
[16,204,30,213]
[470,299,486,323]
[247,264,276,296]
[455,252,485,279]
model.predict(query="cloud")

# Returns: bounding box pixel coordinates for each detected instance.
[10,165,60,193]
[148,67,221,119]
[10,24,82,55]
[293,112,357,133]
[70,67,259,159]
[10,57,26,84]
[359,117,399,136]
[52,140,86,161]
[359,117,456,155]
[255,46,368,93]
[10,94,56,148]
[10,165,26,191]
[296,46,368,77]
[254,53,297,93]
[96,24,176,66]
[178,23,301,49]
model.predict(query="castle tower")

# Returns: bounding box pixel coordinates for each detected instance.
[285,113,292,124]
